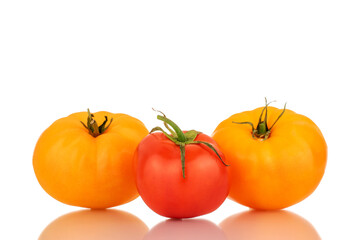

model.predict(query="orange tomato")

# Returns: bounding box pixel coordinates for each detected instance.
[33,110,148,209]
[212,102,327,210]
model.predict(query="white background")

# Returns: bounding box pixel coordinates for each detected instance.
[1,1,359,239]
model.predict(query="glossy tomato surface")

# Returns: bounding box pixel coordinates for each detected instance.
[33,111,148,209]
[212,106,327,210]
[135,132,229,218]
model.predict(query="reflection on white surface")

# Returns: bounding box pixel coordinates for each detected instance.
[38,209,148,240]
[144,218,227,240]
[220,210,321,240]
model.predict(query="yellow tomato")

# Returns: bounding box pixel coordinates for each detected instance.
[212,102,327,209]
[33,110,148,209]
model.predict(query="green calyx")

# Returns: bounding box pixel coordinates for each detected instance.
[80,108,113,137]
[233,98,286,141]
[150,109,228,178]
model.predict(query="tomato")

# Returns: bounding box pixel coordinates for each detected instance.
[33,109,148,209]
[135,111,229,218]
[212,100,327,210]
[39,209,148,240]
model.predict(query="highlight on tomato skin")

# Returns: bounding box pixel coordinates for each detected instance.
[212,100,327,210]
[33,109,148,209]
[134,110,230,219]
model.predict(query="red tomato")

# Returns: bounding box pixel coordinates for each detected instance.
[135,112,229,219]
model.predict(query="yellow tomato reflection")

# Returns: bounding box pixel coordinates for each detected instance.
[220,210,321,240]
[39,209,148,240]
[144,219,226,240]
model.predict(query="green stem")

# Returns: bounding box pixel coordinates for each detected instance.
[151,110,228,178]
[157,115,186,142]
[152,108,177,137]
[80,108,113,137]
[191,141,229,166]
[257,121,268,135]
[233,99,286,140]
[180,144,186,178]
[269,103,287,131]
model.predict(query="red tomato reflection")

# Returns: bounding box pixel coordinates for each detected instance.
[144,219,226,240]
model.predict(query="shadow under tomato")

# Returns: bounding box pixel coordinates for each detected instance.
[39,209,148,240]
[144,218,227,240]
[220,210,321,240]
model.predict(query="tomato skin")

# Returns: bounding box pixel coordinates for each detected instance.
[33,111,148,209]
[135,132,229,218]
[212,106,327,210]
